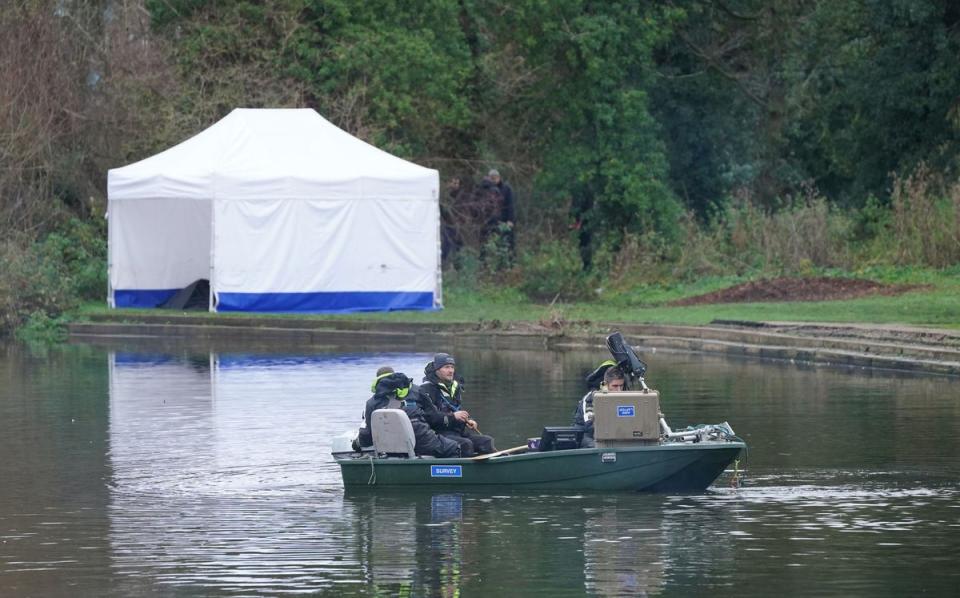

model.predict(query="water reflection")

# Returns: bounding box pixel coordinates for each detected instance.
[3,342,959,596]
[107,351,435,593]
[108,351,436,494]
[341,492,682,597]
[105,349,687,595]
[583,500,666,596]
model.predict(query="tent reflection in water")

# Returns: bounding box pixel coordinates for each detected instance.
[107,108,442,313]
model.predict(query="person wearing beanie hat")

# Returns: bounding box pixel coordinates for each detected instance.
[433,352,455,369]
[418,353,497,457]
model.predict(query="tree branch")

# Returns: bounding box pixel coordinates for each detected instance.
[676,30,767,108]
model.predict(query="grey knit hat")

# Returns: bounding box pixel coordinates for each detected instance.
[433,352,456,369]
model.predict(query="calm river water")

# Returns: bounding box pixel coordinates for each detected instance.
[1,337,958,597]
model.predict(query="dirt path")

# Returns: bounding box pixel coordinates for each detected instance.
[670,277,926,306]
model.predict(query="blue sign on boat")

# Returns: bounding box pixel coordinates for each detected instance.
[430,465,463,478]
[617,405,636,417]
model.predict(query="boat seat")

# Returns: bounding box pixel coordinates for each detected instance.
[371,409,416,458]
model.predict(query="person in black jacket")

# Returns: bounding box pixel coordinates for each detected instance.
[480,169,516,262]
[487,169,515,228]
[356,367,461,458]
[418,353,496,457]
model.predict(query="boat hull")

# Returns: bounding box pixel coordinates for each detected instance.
[335,441,744,493]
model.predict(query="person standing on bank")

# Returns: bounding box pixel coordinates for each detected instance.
[418,353,497,457]
[486,169,514,229]
[481,168,516,260]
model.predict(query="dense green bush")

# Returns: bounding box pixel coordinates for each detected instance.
[0,219,105,338]
[0,239,76,336]
[444,247,482,291]
[39,219,107,300]
[15,311,70,344]
[517,236,588,301]
[481,224,515,273]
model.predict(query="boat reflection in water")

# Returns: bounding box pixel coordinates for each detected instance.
[343,491,679,597]
[583,501,666,596]
[345,493,466,596]
[105,349,732,595]
[106,351,430,593]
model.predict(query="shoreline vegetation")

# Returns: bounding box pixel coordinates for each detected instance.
[3,2,959,347]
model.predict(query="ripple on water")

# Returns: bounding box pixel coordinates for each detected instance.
[5,346,960,596]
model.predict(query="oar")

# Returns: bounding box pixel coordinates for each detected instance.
[471,445,529,461]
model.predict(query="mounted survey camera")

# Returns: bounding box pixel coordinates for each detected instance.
[601,331,739,444]
[605,331,649,390]
[579,331,658,445]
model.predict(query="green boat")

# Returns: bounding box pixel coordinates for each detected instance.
[333,439,744,492]
[334,332,745,493]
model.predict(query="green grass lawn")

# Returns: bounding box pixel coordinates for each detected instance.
[79,266,960,329]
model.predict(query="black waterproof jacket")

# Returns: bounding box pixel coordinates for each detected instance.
[480,178,516,225]
[497,180,515,223]
[573,391,595,438]
[357,373,413,447]
[418,363,466,433]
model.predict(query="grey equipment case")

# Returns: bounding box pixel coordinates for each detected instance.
[592,389,660,445]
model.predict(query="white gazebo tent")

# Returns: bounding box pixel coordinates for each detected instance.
[107,108,441,313]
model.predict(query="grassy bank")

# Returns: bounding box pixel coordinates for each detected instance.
[76,266,960,330]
